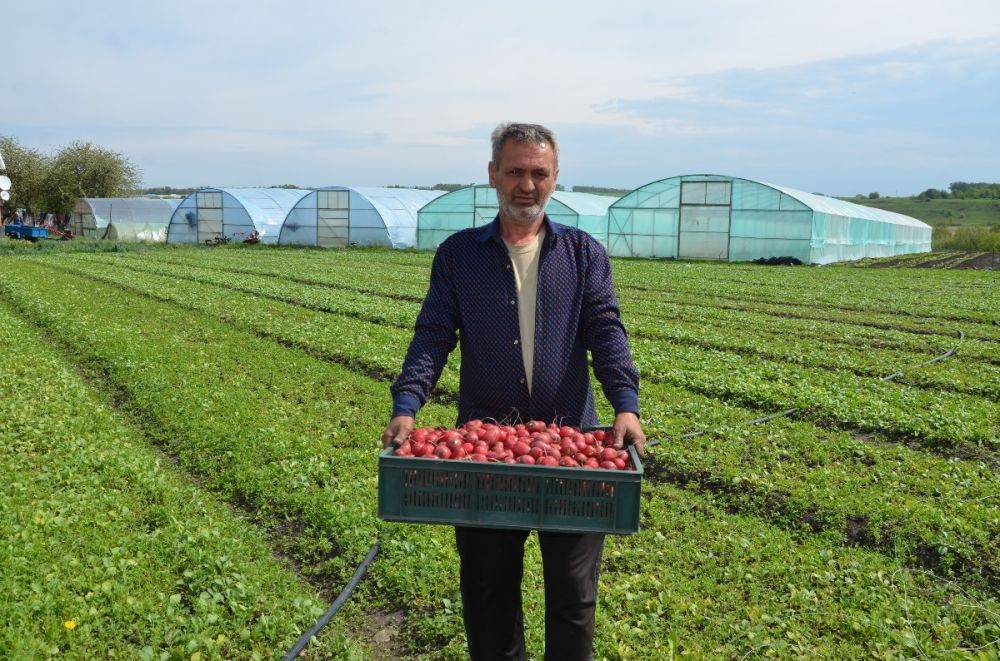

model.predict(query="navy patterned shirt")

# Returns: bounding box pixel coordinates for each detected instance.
[391,216,639,427]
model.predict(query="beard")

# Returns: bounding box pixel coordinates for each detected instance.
[496,190,550,225]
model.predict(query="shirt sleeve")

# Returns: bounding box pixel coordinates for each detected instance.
[390,244,460,418]
[581,239,640,415]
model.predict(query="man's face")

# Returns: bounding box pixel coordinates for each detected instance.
[488,139,558,225]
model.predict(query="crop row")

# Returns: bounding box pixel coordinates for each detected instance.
[193,245,996,326]
[87,252,998,400]
[138,249,1000,353]
[1,259,997,656]
[66,254,999,449]
[18,257,1000,589]
[0,303,352,658]
[163,250,1000,367]
[323,247,999,338]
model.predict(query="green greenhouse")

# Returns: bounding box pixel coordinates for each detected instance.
[607,174,931,264]
[416,185,617,249]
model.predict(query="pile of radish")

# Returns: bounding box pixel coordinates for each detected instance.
[393,419,633,470]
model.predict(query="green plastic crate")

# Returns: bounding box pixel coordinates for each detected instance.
[377,442,643,536]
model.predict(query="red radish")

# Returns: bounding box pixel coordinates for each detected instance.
[585,458,600,468]
[463,442,475,454]
[601,447,617,462]
[512,441,531,457]
[582,445,598,458]
[472,453,488,462]
[575,452,588,465]
[412,428,429,443]
[481,428,500,444]
[527,420,546,433]
[593,430,606,442]
[453,447,467,459]
[434,445,452,459]
[613,457,626,470]
[465,430,480,443]
[517,455,536,465]
[600,460,617,470]
[559,456,577,467]
[582,433,595,444]
[529,447,545,460]
[504,456,517,464]
[559,426,574,437]
[539,456,559,466]
[474,442,489,455]
[465,419,483,430]
[421,445,435,457]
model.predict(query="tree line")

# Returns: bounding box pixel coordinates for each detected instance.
[0,135,142,217]
[916,182,1000,200]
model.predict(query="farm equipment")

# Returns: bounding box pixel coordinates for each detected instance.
[4,224,48,241]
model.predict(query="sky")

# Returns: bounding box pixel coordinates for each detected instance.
[2,0,998,195]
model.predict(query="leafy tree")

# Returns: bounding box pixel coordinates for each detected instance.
[0,135,50,215]
[948,182,1000,199]
[917,188,950,200]
[41,141,142,214]
[868,192,880,200]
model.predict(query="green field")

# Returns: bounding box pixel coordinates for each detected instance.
[840,197,1000,228]
[1,245,997,659]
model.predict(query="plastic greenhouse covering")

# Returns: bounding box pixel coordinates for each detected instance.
[279,187,444,248]
[607,175,931,264]
[416,185,618,249]
[71,197,181,242]
[166,188,310,245]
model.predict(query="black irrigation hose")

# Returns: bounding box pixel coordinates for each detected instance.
[647,328,965,448]
[283,329,966,654]
[282,541,381,660]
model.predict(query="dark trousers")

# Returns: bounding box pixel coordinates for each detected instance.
[455,527,605,661]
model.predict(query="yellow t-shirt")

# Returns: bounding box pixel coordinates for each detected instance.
[504,227,545,394]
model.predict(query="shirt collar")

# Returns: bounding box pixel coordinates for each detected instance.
[475,213,565,243]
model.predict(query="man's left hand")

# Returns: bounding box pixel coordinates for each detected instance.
[611,411,646,457]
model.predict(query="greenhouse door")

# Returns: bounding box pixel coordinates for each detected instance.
[317,190,350,247]
[678,181,732,260]
[197,191,223,243]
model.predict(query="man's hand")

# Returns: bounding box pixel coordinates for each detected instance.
[382,415,414,449]
[611,411,646,457]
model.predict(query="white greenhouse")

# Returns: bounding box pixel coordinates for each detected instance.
[279,187,444,248]
[166,188,310,244]
[70,197,181,241]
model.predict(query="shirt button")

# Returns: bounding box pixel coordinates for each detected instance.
[513,339,519,345]
[510,300,515,305]
[520,378,525,384]
[506,263,511,269]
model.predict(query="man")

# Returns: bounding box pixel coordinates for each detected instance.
[383,122,644,660]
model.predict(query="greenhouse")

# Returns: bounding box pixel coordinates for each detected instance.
[279,187,443,248]
[71,197,181,242]
[166,188,310,244]
[415,185,618,249]
[607,174,931,264]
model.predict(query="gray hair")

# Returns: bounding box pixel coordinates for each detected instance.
[490,122,559,168]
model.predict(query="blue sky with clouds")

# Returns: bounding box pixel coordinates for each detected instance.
[3,1,998,195]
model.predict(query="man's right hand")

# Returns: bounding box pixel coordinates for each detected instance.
[381,415,415,449]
